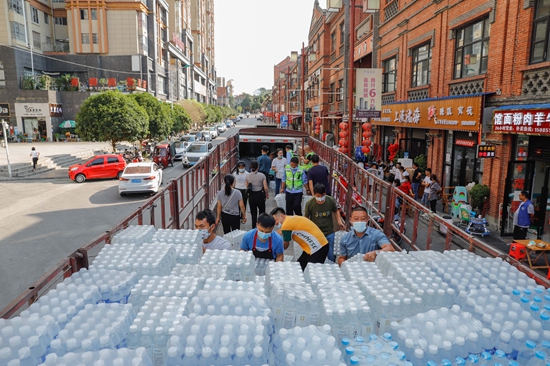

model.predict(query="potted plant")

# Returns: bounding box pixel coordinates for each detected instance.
[54,133,63,142]
[470,184,490,214]
[16,133,25,142]
[414,154,427,172]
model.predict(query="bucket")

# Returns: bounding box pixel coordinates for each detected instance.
[440,215,453,235]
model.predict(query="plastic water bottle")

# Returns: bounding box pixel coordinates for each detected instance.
[516,340,536,364]
[530,350,547,366]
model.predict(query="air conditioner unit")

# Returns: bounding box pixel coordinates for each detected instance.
[363,0,380,11]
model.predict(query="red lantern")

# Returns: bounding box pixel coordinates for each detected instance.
[339,122,349,130]
[362,131,369,138]
[364,122,372,129]
[365,140,372,146]
[338,147,344,153]
[315,129,320,135]
[362,123,369,131]
[362,140,368,146]
[362,147,371,154]
[341,147,349,154]
[339,138,346,146]
[365,131,373,138]
[339,131,348,138]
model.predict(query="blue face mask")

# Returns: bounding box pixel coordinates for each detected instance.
[352,222,367,233]
[258,230,272,240]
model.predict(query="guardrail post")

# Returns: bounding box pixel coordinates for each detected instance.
[383,185,395,238]
[170,179,180,229]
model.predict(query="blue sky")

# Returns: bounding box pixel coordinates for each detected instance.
[215,0,318,95]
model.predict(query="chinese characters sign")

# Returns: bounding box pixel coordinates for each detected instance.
[0,103,9,118]
[371,96,481,131]
[477,145,496,158]
[493,108,550,135]
[355,68,382,119]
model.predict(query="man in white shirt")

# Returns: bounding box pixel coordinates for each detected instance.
[195,209,231,252]
[421,168,432,207]
[393,162,403,183]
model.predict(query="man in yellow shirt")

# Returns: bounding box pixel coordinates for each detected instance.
[270,207,329,270]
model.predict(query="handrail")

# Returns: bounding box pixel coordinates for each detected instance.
[0,134,239,319]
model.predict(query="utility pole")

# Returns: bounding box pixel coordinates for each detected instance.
[347,0,356,158]
[1,120,12,178]
[301,42,306,132]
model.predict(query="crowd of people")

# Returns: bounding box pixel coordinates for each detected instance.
[192,144,398,270]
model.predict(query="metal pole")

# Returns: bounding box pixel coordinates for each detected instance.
[2,120,12,178]
[318,74,322,139]
[301,43,306,132]
[347,0,356,158]
[21,0,34,88]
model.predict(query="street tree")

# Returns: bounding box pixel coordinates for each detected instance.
[251,101,261,112]
[178,99,206,128]
[171,104,192,133]
[76,90,149,152]
[241,95,252,109]
[129,92,173,140]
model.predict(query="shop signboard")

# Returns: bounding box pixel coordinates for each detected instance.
[355,68,381,119]
[492,107,550,135]
[49,104,62,117]
[280,115,288,128]
[0,103,9,118]
[455,139,476,147]
[372,96,482,131]
[477,145,496,158]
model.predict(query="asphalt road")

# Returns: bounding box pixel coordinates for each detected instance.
[0,117,259,313]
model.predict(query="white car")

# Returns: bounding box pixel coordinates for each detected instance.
[206,126,218,139]
[182,141,214,168]
[174,135,196,160]
[118,162,163,196]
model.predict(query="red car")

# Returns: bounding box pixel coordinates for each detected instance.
[68,154,126,183]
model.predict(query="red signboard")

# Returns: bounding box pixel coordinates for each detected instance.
[455,139,476,147]
[172,34,185,51]
[493,108,550,135]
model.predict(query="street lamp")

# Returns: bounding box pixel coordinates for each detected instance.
[1,120,12,178]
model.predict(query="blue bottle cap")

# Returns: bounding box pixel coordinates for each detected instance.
[455,357,466,366]
[531,304,541,312]
[508,362,519,366]
[342,337,350,345]
[350,356,359,365]
[541,313,550,321]
[536,288,544,294]
[481,352,492,360]
[545,295,550,302]
[526,340,537,349]
[468,354,479,362]
[525,289,533,295]
[369,334,378,341]
[403,363,413,366]
[396,351,405,360]
[355,336,364,343]
[512,289,521,296]
[536,351,547,359]
[345,346,354,355]
[361,346,370,354]
[542,340,550,349]
[383,332,392,340]
[442,360,452,366]
[494,350,506,358]
[545,304,550,311]
[389,341,398,350]
[427,361,437,366]
[534,296,543,303]
[521,297,530,304]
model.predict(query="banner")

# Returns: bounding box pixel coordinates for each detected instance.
[355,68,382,118]
[493,107,550,135]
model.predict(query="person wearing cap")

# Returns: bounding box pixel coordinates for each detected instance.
[234,161,250,209]
[271,207,329,270]
[240,213,284,261]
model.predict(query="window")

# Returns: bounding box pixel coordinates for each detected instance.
[157,75,166,94]
[91,9,97,20]
[32,32,41,49]
[531,0,550,63]
[338,79,343,101]
[89,158,104,166]
[54,17,67,25]
[31,7,39,24]
[454,18,490,79]
[331,32,336,53]
[383,57,397,93]
[10,22,26,42]
[107,157,119,164]
[9,0,22,15]
[340,22,345,45]
[411,43,431,87]
[44,13,49,24]
[45,36,51,45]
[92,33,98,44]
[80,9,88,20]
[329,82,335,103]
[81,33,90,44]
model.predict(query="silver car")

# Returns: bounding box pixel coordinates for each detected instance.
[174,135,196,160]
[182,141,214,168]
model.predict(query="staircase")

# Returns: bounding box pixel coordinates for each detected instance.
[0,150,107,178]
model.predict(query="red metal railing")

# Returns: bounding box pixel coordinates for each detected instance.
[0,135,239,319]
[308,138,550,287]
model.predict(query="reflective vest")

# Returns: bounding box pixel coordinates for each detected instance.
[284,165,304,190]
[287,150,299,158]
[302,152,315,171]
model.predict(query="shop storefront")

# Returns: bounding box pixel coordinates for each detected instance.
[14,103,55,142]
[373,95,483,186]
[494,105,550,240]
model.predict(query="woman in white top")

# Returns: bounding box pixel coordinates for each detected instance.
[30,147,40,172]
[271,148,287,195]
[234,161,250,208]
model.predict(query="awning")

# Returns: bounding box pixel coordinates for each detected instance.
[495,103,550,111]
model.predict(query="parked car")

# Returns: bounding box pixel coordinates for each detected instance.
[174,135,196,160]
[206,126,218,139]
[189,131,211,142]
[182,141,214,168]
[225,120,233,128]
[118,162,163,196]
[217,123,226,134]
[68,154,126,183]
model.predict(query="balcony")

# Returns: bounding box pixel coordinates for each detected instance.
[8,3,23,15]
[384,0,399,22]
[43,41,69,53]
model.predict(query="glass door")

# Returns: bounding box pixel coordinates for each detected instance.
[501,161,535,236]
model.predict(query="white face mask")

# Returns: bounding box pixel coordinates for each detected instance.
[275,223,282,230]
[315,196,326,203]
[277,155,283,159]
[199,228,211,240]
[238,168,245,173]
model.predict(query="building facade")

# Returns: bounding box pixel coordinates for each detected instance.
[0,0,217,140]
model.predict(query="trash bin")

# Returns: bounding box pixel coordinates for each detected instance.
[440,215,453,235]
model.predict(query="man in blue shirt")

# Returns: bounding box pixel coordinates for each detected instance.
[257,145,272,186]
[338,206,394,265]
[240,213,285,261]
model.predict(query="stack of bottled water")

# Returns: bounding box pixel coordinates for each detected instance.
[340,261,383,281]
[89,243,136,270]
[0,315,59,365]
[170,263,227,280]
[274,193,286,209]
[475,257,536,291]
[333,231,346,261]
[254,258,270,276]
[341,334,410,366]
[304,263,347,291]
[360,276,424,334]
[128,276,202,310]
[188,288,271,318]
[345,253,367,263]
[38,347,153,365]
[111,225,156,246]
[168,315,272,366]
[391,306,484,364]
[152,229,201,246]
[173,244,202,265]
[301,195,312,214]
[203,279,266,296]
[271,325,344,366]
[63,268,138,304]
[49,303,135,357]
[265,262,304,294]
[20,283,101,329]
[430,258,494,293]
[223,229,247,251]
[127,296,189,363]
[270,283,319,330]
[200,250,255,282]
[121,243,177,277]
